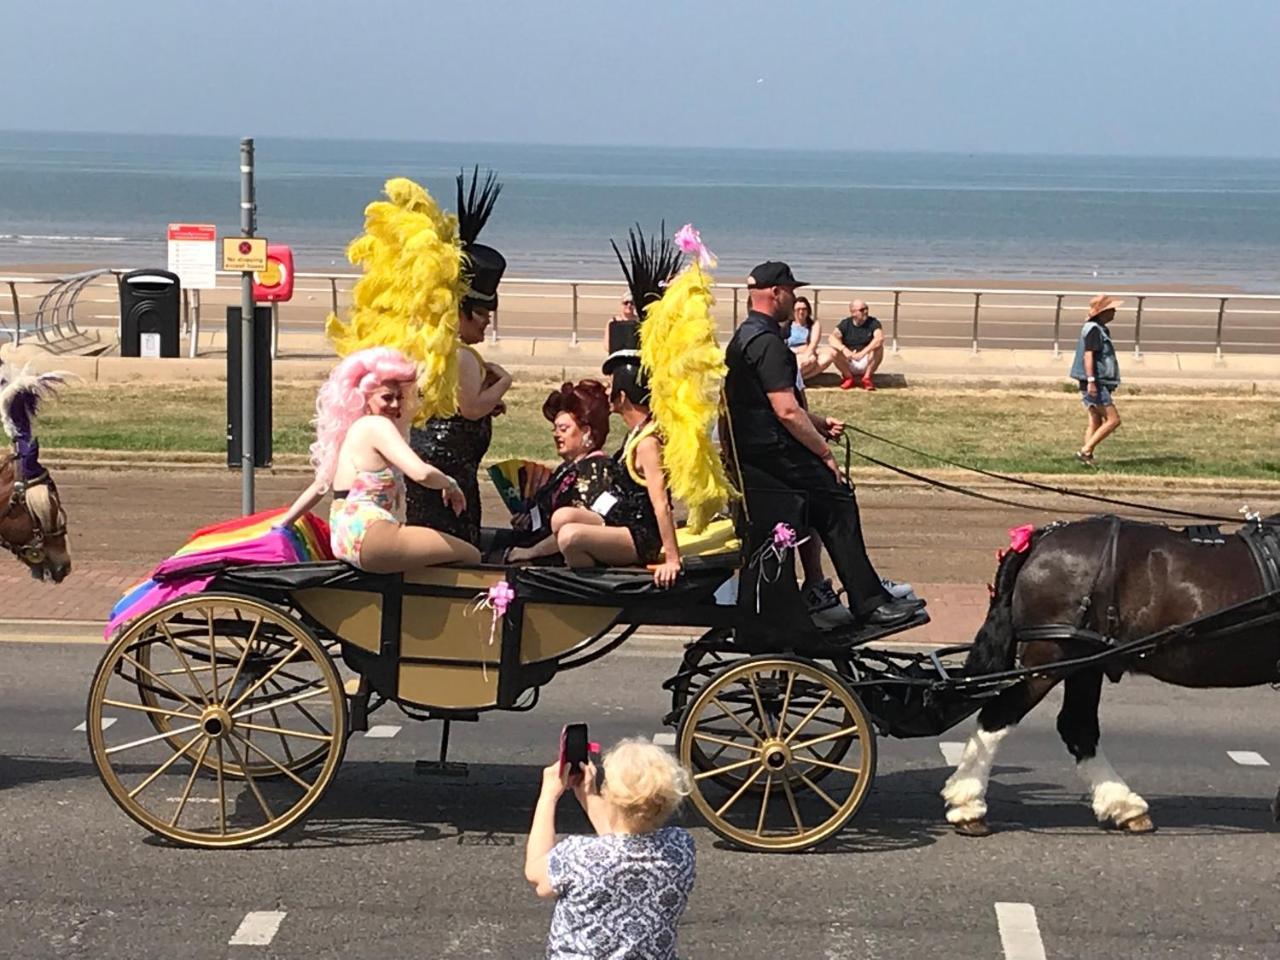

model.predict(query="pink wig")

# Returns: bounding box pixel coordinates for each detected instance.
[310,347,420,491]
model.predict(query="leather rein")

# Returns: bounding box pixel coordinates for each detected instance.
[0,449,66,565]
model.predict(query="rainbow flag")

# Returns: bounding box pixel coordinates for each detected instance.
[105,508,333,640]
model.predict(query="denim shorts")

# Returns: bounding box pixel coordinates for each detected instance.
[1079,382,1115,407]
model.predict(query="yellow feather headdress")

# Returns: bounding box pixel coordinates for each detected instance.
[325,177,465,423]
[627,224,736,533]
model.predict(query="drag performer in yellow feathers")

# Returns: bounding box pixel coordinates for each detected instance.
[545,223,734,587]
[326,169,511,548]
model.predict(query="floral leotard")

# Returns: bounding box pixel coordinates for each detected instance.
[330,467,402,568]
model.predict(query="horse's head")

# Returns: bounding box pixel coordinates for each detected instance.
[0,365,71,583]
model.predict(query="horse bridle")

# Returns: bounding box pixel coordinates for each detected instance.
[0,451,66,566]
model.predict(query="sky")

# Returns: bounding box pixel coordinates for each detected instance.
[4,0,1280,157]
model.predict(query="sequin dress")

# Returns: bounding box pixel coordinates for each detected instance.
[608,419,664,564]
[405,347,494,546]
[527,452,617,539]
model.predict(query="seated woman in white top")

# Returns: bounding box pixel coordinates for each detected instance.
[278,347,481,571]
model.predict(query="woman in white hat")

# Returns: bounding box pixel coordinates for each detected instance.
[1069,294,1124,465]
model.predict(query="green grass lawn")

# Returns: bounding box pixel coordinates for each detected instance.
[34,380,1280,480]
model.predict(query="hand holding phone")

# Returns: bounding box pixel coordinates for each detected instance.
[559,723,590,780]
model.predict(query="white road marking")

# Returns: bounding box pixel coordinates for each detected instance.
[995,902,1047,960]
[939,741,965,766]
[364,725,401,739]
[652,732,676,748]
[1227,750,1269,767]
[228,910,286,946]
[74,718,116,732]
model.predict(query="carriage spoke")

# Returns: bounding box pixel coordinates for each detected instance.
[235,720,332,744]
[779,774,805,835]
[783,690,834,744]
[755,774,773,837]
[231,732,313,791]
[223,735,275,822]
[215,738,228,836]
[791,725,860,753]
[227,643,303,714]
[795,771,842,813]
[746,674,773,738]
[105,720,204,756]
[122,653,203,713]
[694,755,761,782]
[127,731,205,799]
[218,616,261,709]
[691,731,758,753]
[774,672,796,740]
[102,698,198,722]
[207,611,220,708]
[711,696,764,744]
[158,622,214,705]
[715,765,765,817]
[262,674,330,733]
[793,755,861,776]
[231,686,330,722]
[169,738,212,827]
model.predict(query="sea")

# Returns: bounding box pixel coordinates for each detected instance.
[3,130,1280,289]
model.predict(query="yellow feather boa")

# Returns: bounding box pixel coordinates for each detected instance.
[640,262,736,532]
[325,177,466,423]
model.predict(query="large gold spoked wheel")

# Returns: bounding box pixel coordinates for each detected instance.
[677,656,876,852]
[87,594,347,848]
[133,599,338,779]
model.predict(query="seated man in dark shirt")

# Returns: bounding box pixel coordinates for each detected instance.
[830,299,885,391]
[724,262,922,640]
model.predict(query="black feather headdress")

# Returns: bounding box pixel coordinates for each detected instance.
[610,222,685,321]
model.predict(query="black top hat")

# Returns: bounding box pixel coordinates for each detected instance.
[746,261,807,289]
[457,167,506,309]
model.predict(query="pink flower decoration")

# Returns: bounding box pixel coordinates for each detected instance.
[673,223,717,269]
[488,579,515,617]
[1008,524,1035,554]
[772,523,798,549]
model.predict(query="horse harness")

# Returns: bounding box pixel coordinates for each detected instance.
[0,450,65,565]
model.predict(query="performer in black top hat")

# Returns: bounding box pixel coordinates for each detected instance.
[723,260,923,636]
[406,168,512,546]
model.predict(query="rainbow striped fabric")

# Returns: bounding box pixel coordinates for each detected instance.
[105,509,332,640]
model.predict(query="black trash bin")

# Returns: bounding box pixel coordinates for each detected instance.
[119,269,181,358]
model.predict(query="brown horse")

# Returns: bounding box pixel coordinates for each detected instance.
[0,366,71,583]
[941,515,1280,835]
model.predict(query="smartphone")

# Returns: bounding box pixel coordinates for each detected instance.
[559,723,590,776]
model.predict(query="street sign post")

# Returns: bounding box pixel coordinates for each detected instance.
[237,139,257,515]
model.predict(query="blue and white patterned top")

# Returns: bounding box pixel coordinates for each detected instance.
[545,826,695,960]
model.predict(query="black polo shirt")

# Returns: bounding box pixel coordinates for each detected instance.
[725,310,804,454]
[836,314,882,351]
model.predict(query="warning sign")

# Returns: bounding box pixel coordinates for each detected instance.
[222,237,269,272]
[167,223,217,289]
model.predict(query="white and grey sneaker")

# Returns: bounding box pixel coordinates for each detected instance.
[881,577,917,601]
[803,578,857,631]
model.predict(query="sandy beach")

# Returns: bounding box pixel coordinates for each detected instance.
[4,261,1279,356]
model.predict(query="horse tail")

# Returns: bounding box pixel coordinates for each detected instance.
[965,545,1034,676]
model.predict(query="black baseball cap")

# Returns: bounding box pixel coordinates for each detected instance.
[746,261,807,289]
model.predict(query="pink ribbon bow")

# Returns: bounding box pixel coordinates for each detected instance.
[1008,524,1035,554]
[750,523,811,612]
[470,579,516,678]
[673,223,717,269]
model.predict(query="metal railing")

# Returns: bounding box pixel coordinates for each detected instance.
[5,270,1280,360]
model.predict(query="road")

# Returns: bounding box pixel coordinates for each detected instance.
[1,638,1277,959]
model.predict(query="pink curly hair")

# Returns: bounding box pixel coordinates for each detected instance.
[310,347,420,491]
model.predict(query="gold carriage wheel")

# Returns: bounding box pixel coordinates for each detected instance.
[677,656,876,853]
[672,645,855,795]
[87,594,348,849]
[133,603,338,780]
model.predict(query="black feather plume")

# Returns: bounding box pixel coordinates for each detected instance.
[456,166,502,246]
[609,222,684,320]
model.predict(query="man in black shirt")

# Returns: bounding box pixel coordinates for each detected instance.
[724,262,922,637]
[830,299,885,390]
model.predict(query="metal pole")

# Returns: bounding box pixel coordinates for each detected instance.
[240,137,256,515]
[971,293,982,354]
[270,300,279,360]
[189,288,201,359]
[1214,297,1227,361]
[732,287,739,328]
[329,277,338,318]
[1132,296,1144,359]
[811,288,820,321]
[891,291,901,354]
[1052,294,1064,358]
[7,281,20,347]
[570,283,579,347]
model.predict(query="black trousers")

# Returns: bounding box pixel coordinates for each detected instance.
[737,443,890,628]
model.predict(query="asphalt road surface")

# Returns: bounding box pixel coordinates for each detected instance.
[1,639,1277,959]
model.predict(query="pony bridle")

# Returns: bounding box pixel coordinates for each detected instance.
[0,454,65,566]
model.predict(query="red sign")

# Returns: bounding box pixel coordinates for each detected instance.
[253,244,295,303]
[167,223,217,242]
